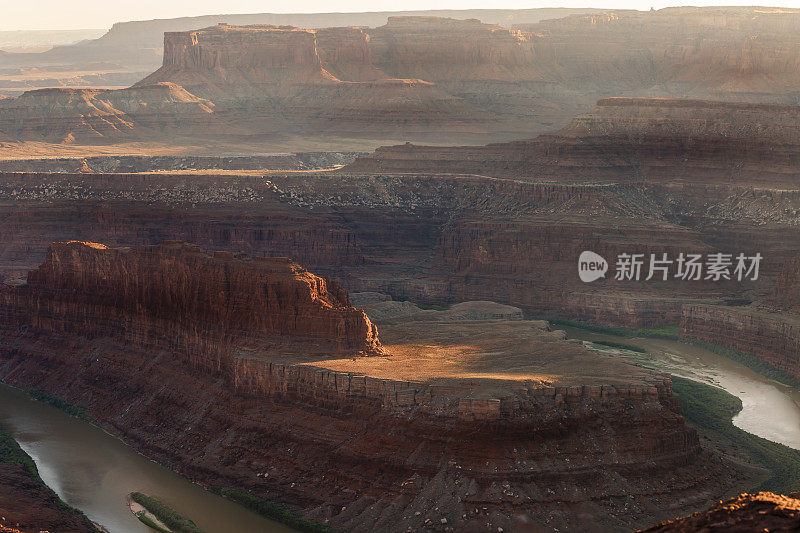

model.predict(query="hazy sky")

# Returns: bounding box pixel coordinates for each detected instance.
[5,0,800,31]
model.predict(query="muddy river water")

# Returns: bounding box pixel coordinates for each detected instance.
[2,328,799,531]
[562,326,800,450]
[0,383,294,533]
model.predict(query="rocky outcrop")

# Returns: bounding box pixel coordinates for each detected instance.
[0,83,219,143]
[368,16,539,82]
[519,7,800,104]
[771,254,800,313]
[681,250,800,380]
[2,241,380,356]
[135,23,492,137]
[639,492,800,532]
[7,8,800,148]
[0,243,740,532]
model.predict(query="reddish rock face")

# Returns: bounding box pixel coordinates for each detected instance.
[771,254,800,313]
[367,16,538,82]
[639,492,800,532]
[7,241,381,356]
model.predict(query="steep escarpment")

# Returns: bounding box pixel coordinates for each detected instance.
[137,23,492,137]
[681,305,800,380]
[0,241,746,532]
[7,8,800,149]
[345,97,800,186]
[368,16,539,82]
[5,241,380,356]
[520,7,800,104]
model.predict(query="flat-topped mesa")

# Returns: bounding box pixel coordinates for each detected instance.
[344,97,800,185]
[19,241,381,355]
[166,24,324,74]
[368,16,538,81]
[140,23,383,92]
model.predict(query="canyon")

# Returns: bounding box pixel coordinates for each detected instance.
[2,8,800,530]
[0,241,748,532]
[1,97,798,329]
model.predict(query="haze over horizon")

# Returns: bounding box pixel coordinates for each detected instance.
[5,0,800,30]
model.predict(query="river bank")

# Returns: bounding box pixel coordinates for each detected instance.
[0,383,295,533]
[560,323,800,494]
[0,422,98,532]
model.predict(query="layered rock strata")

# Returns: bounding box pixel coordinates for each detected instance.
[0,166,795,327]
[2,241,380,356]
[345,97,800,186]
[0,242,739,532]
[0,152,363,173]
[136,23,492,137]
[681,305,800,379]
[681,251,800,380]
[0,83,220,143]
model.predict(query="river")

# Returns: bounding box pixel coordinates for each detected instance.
[0,383,295,533]
[561,326,800,451]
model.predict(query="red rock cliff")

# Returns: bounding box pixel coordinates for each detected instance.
[8,241,381,355]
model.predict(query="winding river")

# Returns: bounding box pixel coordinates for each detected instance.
[562,326,800,451]
[0,383,295,533]
[2,329,800,531]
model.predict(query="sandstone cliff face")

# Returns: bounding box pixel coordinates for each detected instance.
[7,8,800,147]
[6,241,380,356]
[146,24,332,92]
[0,242,738,532]
[368,16,539,82]
[519,7,800,104]
[771,254,800,313]
[135,22,494,137]
[680,249,800,380]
